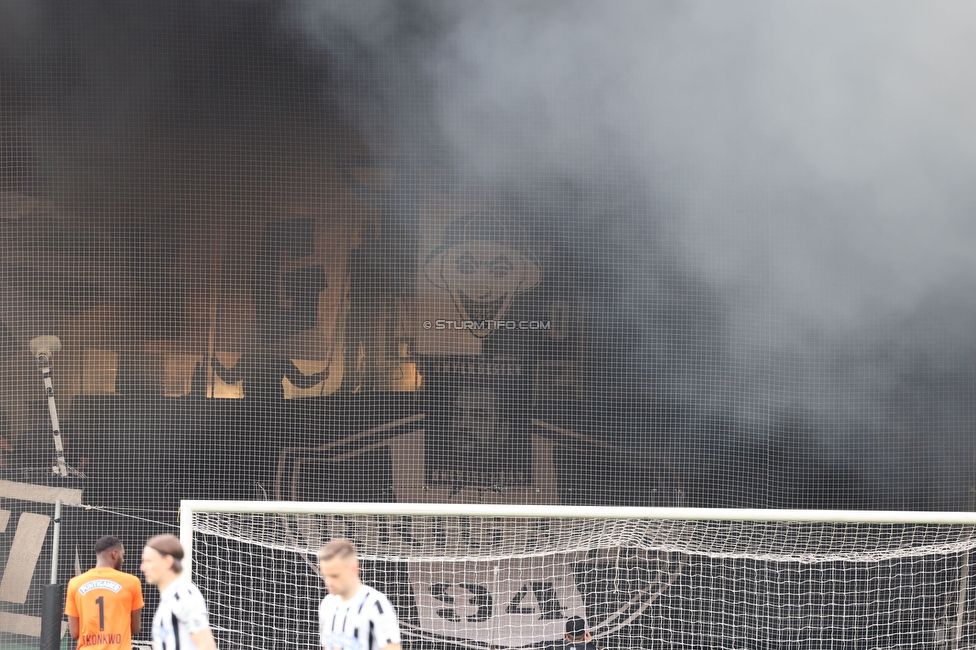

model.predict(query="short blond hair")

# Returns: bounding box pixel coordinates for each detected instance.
[318,538,358,562]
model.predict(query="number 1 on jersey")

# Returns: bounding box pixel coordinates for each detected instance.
[95,595,105,630]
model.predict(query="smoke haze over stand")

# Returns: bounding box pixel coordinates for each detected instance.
[2,0,976,508]
[287,1,976,508]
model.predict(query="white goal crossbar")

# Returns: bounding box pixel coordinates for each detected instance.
[179,500,976,577]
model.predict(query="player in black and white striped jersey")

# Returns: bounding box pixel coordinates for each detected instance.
[317,538,402,650]
[141,534,217,650]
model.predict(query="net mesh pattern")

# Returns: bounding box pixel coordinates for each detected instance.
[190,510,976,650]
[194,511,976,564]
[4,2,976,648]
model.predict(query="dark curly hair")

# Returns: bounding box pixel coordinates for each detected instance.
[93,535,123,555]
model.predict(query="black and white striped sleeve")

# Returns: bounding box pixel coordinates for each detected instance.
[367,591,401,649]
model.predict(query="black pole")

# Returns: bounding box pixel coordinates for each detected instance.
[39,584,63,650]
[38,499,62,650]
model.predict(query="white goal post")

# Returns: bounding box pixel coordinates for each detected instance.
[180,501,976,650]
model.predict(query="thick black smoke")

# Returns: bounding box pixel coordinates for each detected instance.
[2,0,366,212]
[4,0,976,509]
[283,0,976,509]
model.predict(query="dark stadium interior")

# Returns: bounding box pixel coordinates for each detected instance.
[5,1,976,649]
[3,0,972,510]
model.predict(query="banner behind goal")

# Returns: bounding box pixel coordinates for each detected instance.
[181,501,976,650]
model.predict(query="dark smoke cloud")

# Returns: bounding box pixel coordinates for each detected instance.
[286,0,976,509]
[2,0,355,210]
[4,1,976,508]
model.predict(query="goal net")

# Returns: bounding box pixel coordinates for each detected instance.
[181,501,976,650]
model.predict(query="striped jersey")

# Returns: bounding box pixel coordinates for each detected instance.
[150,577,210,650]
[318,585,401,650]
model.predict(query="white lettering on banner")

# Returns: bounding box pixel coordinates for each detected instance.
[0,481,84,637]
[0,512,50,604]
[0,479,83,505]
[410,557,585,647]
[0,611,42,637]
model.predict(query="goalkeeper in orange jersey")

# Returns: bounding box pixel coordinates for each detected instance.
[66,536,144,650]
